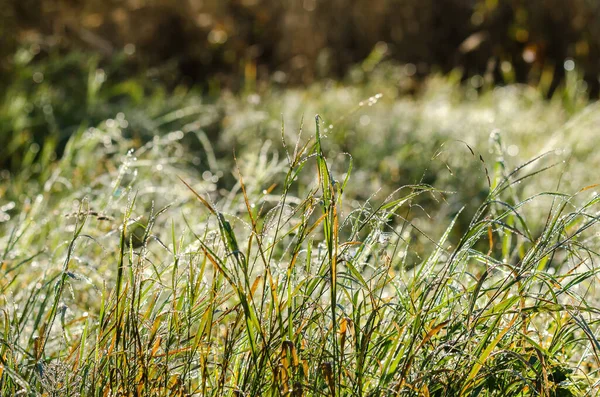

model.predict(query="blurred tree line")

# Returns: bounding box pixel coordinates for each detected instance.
[2,0,600,95]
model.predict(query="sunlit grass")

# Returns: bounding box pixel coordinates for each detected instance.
[2,55,600,396]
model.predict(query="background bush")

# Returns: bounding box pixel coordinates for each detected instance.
[3,0,600,92]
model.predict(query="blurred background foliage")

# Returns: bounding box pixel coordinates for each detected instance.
[3,0,600,91]
[1,0,599,174]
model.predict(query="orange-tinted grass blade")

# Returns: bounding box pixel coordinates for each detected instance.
[178,176,216,215]
[579,184,600,193]
[417,320,449,351]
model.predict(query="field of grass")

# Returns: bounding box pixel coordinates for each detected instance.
[2,51,600,395]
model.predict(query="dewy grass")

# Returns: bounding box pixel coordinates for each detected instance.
[2,63,600,394]
[2,114,600,396]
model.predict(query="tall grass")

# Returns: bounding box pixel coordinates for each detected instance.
[2,52,600,395]
[2,101,600,396]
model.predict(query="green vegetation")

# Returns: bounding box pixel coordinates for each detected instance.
[2,52,600,396]
[5,0,600,93]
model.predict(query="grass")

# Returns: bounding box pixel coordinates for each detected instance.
[2,53,600,395]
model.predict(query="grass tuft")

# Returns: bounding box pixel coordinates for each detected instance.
[2,60,600,396]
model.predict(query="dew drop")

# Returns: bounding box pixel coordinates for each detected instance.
[564,58,575,71]
[33,72,44,83]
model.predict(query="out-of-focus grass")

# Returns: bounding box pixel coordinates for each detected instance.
[0,47,221,174]
[2,50,600,395]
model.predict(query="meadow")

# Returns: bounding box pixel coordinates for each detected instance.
[2,51,600,396]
